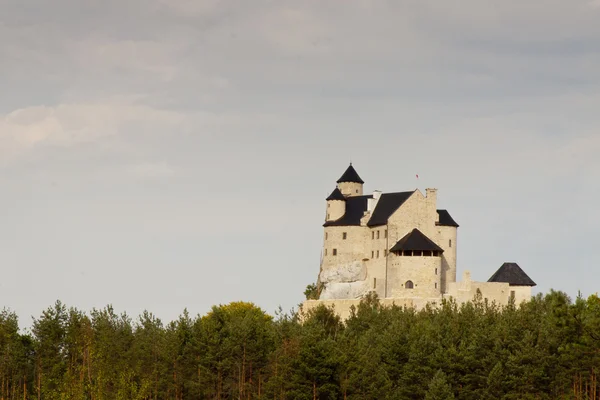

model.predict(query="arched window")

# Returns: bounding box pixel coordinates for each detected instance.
[405,280,414,289]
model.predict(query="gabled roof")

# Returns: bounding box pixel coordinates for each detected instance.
[367,191,414,227]
[323,195,372,227]
[337,164,364,184]
[487,263,536,287]
[326,188,346,201]
[390,228,444,253]
[436,210,459,227]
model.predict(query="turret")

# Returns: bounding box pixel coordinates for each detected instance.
[325,188,346,221]
[337,163,364,197]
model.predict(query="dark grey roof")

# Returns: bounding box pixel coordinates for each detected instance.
[436,210,459,227]
[367,191,414,227]
[326,188,346,201]
[390,229,444,253]
[488,263,536,287]
[337,164,364,184]
[323,195,372,227]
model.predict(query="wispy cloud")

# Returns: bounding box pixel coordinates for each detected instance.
[126,161,178,179]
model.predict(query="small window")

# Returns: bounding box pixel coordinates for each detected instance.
[376,250,379,258]
[385,230,388,238]
[432,251,439,257]
[356,189,358,193]
[449,239,452,247]
[423,250,432,257]
[405,280,414,289]
[332,249,337,256]
[384,249,388,256]
[327,214,330,219]
[435,268,438,275]
[510,290,515,300]
[327,203,330,208]
[403,250,412,256]
[413,250,423,257]
[325,249,327,256]
[342,232,347,240]
[371,251,374,258]
[377,231,380,239]
[372,231,375,240]
[373,278,376,289]
[435,283,437,289]
[325,232,328,240]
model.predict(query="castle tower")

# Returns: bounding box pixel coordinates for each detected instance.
[325,188,346,222]
[337,163,364,197]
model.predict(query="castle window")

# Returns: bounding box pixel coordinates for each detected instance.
[385,229,388,238]
[384,249,388,256]
[435,268,438,275]
[325,232,328,240]
[435,283,437,289]
[423,250,432,257]
[342,232,347,240]
[372,231,375,240]
[510,290,515,301]
[403,250,412,256]
[325,249,327,256]
[405,280,414,289]
[377,231,380,239]
[377,250,379,258]
[327,214,330,219]
[413,250,423,257]
[373,278,376,289]
[371,250,374,258]
[449,239,452,247]
[332,249,337,256]
[432,251,439,257]
[356,189,359,193]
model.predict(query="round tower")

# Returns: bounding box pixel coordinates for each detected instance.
[325,188,346,221]
[337,163,364,197]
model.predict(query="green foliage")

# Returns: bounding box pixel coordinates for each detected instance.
[426,370,455,400]
[1,291,600,399]
[304,283,319,300]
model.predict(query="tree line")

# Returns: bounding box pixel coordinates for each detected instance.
[1,290,600,399]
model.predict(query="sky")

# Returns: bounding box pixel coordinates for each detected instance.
[1,0,600,328]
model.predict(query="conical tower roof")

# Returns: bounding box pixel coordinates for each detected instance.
[326,188,346,201]
[337,163,364,184]
[390,228,444,253]
[487,262,536,286]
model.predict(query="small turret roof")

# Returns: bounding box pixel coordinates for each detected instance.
[436,210,459,227]
[326,188,346,201]
[487,262,537,286]
[390,228,444,253]
[337,163,364,184]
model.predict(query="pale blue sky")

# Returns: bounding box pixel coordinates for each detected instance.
[1,0,600,327]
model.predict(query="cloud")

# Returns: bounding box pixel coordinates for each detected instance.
[0,100,185,162]
[126,161,178,179]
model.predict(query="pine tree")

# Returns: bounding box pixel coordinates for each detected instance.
[425,370,455,400]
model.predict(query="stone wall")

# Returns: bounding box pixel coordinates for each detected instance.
[387,253,442,298]
[444,271,533,307]
[338,181,363,197]
[326,199,345,222]
[436,225,457,293]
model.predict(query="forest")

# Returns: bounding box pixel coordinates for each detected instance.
[1,290,600,400]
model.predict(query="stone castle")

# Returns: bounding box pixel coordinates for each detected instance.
[301,164,537,320]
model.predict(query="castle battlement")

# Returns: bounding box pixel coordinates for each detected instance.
[302,164,536,320]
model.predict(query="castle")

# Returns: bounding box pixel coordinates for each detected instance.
[301,164,537,320]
